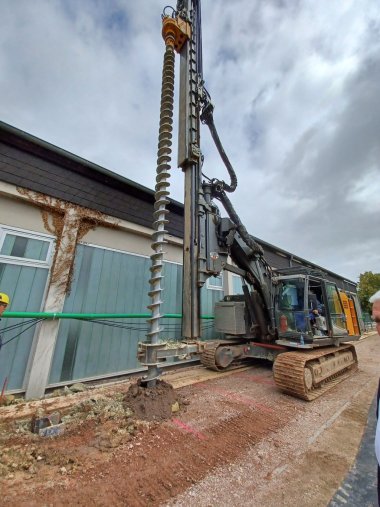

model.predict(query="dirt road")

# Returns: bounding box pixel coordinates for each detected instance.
[1,333,379,506]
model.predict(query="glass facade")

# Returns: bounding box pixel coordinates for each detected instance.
[49,243,224,384]
[0,226,53,390]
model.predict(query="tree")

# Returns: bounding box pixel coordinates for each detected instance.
[357,271,380,314]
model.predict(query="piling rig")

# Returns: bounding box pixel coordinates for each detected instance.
[138,0,360,400]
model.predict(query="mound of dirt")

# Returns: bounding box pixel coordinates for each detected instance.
[124,379,178,422]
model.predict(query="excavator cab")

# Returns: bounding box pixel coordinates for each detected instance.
[274,272,359,348]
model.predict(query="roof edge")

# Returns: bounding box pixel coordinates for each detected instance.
[0,121,355,286]
[0,120,184,210]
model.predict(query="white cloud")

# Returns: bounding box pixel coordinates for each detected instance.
[348,169,380,212]
[0,0,379,282]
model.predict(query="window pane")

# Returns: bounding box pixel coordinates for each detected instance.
[1,234,50,261]
[277,279,308,335]
[24,238,49,261]
[209,274,223,288]
[232,275,243,294]
[278,279,305,310]
[11,236,28,257]
[1,234,16,256]
[326,283,347,334]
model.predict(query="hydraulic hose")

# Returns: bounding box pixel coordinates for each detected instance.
[216,190,263,256]
[200,96,237,193]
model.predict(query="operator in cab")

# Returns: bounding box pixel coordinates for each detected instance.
[308,291,327,336]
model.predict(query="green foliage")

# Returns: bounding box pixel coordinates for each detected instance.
[357,271,380,313]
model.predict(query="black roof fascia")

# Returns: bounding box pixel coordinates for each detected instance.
[252,235,357,288]
[0,121,356,288]
[0,121,183,213]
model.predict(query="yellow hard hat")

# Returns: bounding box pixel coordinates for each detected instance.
[0,293,10,305]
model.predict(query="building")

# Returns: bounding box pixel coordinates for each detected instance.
[0,121,362,398]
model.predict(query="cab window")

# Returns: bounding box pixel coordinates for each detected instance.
[279,279,304,310]
[326,283,347,335]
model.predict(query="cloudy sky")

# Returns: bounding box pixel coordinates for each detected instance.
[1,0,379,283]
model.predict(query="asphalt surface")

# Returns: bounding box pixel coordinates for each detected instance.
[329,395,378,507]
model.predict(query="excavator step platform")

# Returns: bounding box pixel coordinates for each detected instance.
[273,344,358,401]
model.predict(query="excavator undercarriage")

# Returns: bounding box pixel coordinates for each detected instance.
[273,344,358,401]
[199,340,358,401]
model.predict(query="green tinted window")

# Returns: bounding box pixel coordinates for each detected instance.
[208,273,223,289]
[326,283,347,334]
[279,279,305,310]
[232,275,243,294]
[1,234,50,261]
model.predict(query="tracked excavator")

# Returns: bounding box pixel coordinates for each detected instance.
[138,0,360,400]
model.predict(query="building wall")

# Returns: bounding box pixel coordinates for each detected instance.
[0,263,49,391]
[83,225,183,264]
[48,243,222,385]
[0,123,360,396]
[0,212,54,391]
[0,194,48,234]
[0,133,184,238]
[49,244,179,384]
[0,187,224,394]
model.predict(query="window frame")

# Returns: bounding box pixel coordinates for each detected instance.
[0,225,54,268]
[207,273,224,291]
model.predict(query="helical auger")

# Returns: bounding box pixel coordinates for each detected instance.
[144,9,191,385]
[146,33,175,359]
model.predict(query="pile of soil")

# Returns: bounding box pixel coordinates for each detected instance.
[124,379,178,421]
[0,379,181,478]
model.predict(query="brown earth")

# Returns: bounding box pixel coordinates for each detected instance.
[124,379,179,422]
[0,333,379,507]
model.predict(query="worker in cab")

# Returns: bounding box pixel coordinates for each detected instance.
[309,308,327,336]
[0,293,10,317]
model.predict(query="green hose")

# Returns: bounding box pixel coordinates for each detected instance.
[2,312,214,320]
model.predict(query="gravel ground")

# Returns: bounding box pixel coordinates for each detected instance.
[329,395,377,507]
[168,334,380,507]
[0,333,378,506]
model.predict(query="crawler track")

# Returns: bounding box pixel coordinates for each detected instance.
[273,345,358,401]
[200,341,247,371]
[200,345,222,370]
